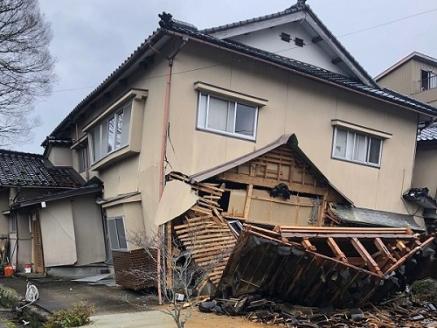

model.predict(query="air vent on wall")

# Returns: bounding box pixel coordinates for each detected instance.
[294,37,305,47]
[280,32,291,42]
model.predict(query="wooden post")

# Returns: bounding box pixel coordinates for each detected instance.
[243,184,253,219]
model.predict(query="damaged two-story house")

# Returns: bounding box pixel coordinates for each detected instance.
[2,1,436,279]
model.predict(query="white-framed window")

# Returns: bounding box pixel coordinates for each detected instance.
[332,127,383,167]
[91,102,131,163]
[106,216,127,250]
[197,92,258,140]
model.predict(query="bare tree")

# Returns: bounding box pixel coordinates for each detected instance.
[0,0,54,145]
[129,231,223,328]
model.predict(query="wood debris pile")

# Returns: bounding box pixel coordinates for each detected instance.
[169,173,237,287]
[200,294,437,327]
[217,226,435,307]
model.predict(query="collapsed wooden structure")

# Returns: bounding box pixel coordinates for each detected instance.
[128,134,434,307]
[217,225,434,307]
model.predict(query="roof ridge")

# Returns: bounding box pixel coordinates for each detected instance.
[0,148,43,158]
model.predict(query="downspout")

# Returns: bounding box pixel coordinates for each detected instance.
[157,38,186,305]
[158,38,187,197]
[159,58,174,198]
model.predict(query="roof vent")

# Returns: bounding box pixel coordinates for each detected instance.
[294,37,305,47]
[280,32,291,42]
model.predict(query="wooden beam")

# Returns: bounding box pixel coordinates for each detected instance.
[351,238,383,276]
[302,238,317,252]
[219,172,327,196]
[243,184,253,219]
[327,237,348,263]
[374,238,397,264]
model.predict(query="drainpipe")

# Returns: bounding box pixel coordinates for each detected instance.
[157,38,186,305]
[159,58,174,199]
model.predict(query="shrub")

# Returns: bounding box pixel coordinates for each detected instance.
[0,285,20,308]
[411,279,437,304]
[43,303,95,328]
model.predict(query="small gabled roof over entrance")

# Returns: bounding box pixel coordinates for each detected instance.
[202,0,377,87]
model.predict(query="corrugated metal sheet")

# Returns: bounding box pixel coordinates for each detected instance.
[331,205,425,231]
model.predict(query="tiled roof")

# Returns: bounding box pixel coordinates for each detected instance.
[418,123,437,141]
[48,9,437,140]
[0,149,83,188]
[161,18,437,117]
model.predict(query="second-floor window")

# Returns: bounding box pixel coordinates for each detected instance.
[421,70,437,91]
[332,127,383,167]
[197,92,258,140]
[77,142,89,173]
[91,102,131,163]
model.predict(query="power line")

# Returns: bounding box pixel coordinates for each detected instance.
[50,7,437,93]
[274,7,437,54]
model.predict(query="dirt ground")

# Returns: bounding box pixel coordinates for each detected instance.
[186,309,269,328]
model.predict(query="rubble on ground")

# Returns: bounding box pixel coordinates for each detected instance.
[199,293,437,327]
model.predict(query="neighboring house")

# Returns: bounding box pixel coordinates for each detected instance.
[0,149,106,277]
[376,52,437,229]
[32,1,437,276]
[376,52,437,107]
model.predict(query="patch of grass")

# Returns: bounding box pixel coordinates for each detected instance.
[0,285,19,308]
[411,278,437,303]
[43,303,95,328]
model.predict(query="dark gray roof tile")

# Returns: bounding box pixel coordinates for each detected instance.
[0,149,83,188]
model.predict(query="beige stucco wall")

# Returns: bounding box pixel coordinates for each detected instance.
[165,42,418,215]
[71,196,106,265]
[412,147,437,198]
[104,201,144,250]
[378,60,414,95]
[47,146,73,167]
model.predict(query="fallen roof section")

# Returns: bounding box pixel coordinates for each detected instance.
[330,204,426,231]
[217,225,434,307]
[0,149,84,189]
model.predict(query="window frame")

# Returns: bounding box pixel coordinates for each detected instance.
[77,142,90,173]
[106,216,128,251]
[91,102,131,164]
[331,127,383,168]
[196,92,259,141]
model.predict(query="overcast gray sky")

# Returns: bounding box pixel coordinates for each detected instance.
[18,0,437,153]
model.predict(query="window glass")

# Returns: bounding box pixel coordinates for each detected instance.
[115,218,127,249]
[333,128,347,158]
[235,103,256,136]
[120,106,131,147]
[207,96,233,132]
[107,219,119,250]
[107,116,115,153]
[197,94,208,128]
[197,92,258,139]
[92,126,101,162]
[78,145,89,173]
[90,102,132,163]
[368,137,381,164]
[353,134,367,162]
[332,127,382,166]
